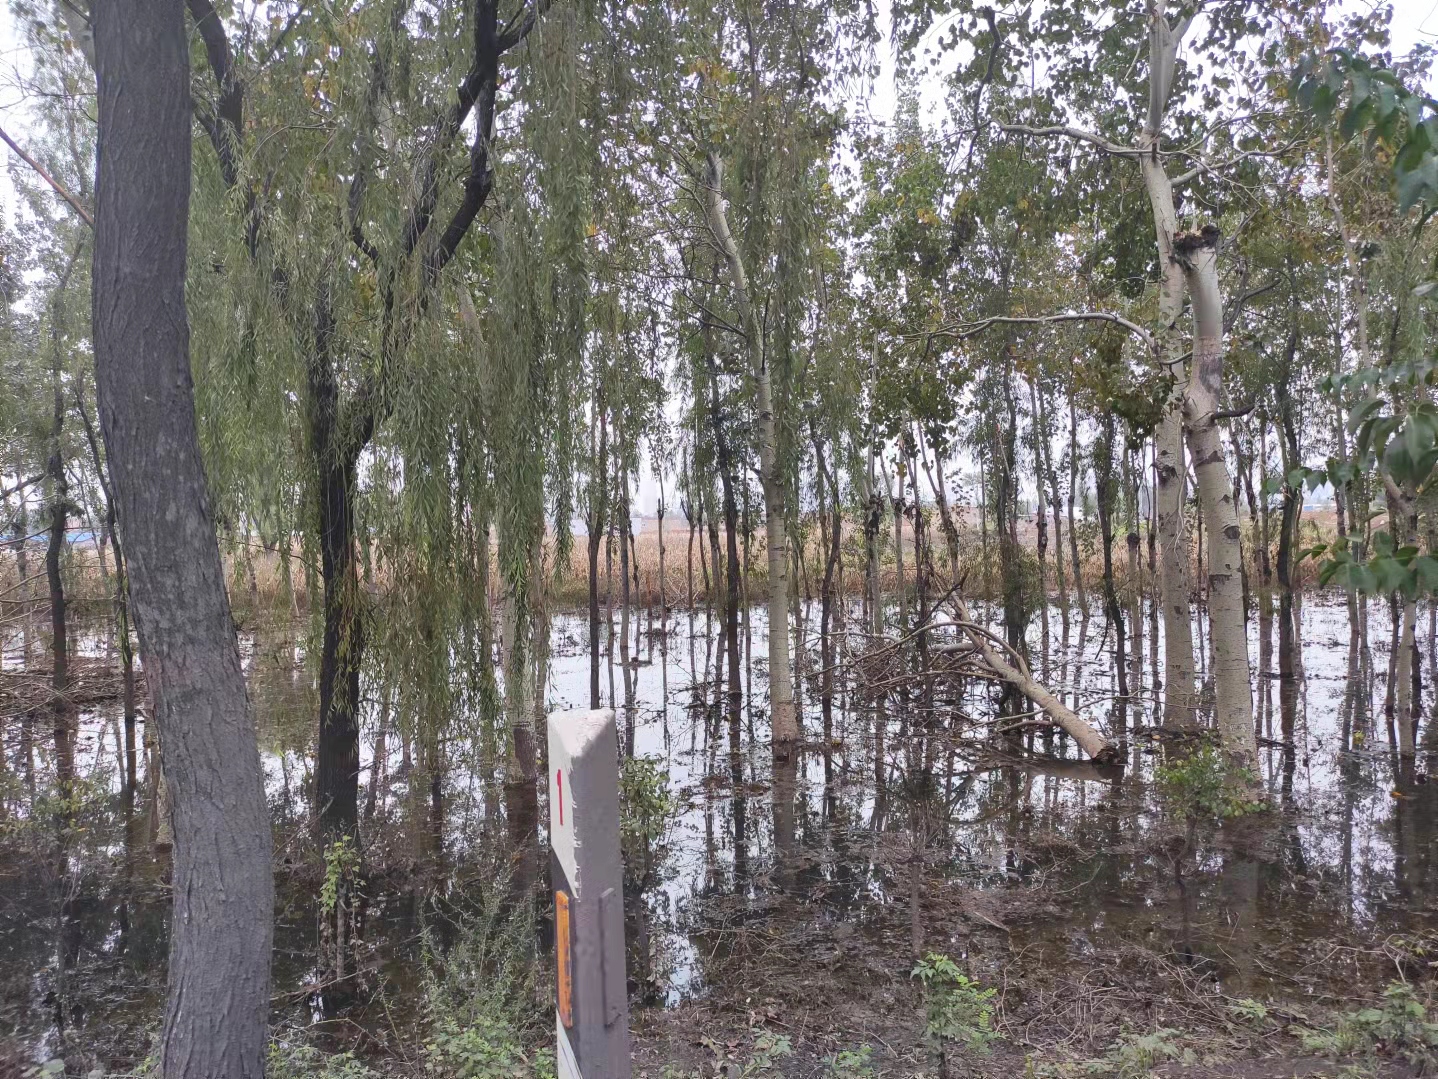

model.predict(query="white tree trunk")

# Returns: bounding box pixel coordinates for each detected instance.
[1140,1,1197,728]
[704,153,798,754]
[1174,227,1257,769]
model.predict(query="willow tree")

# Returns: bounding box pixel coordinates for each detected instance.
[180,0,563,836]
[94,4,274,1075]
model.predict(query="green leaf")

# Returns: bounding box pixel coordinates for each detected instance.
[1415,556,1438,592]
[1350,564,1378,593]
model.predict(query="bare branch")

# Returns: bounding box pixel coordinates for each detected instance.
[926,311,1157,354]
[1213,401,1255,421]
[996,122,1137,158]
[497,0,556,52]
[0,122,92,227]
[0,473,44,502]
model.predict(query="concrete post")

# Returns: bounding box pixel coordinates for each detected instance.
[548,708,631,1079]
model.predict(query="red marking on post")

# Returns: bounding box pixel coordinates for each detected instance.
[557,769,564,825]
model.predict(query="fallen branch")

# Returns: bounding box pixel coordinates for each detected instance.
[949,594,1117,762]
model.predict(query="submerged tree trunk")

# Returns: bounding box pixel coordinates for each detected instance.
[46,301,73,797]
[1093,415,1129,708]
[588,396,608,710]
[93,7,274,1075]
[1067,394,1089,618]
[1174,226,1256,769]
[704,154,797,757]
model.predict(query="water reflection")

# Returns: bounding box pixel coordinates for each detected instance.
[1,598,1436,1070]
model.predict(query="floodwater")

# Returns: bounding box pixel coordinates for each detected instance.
[2,594,1435,1071]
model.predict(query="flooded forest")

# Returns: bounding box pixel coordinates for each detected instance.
[3,1,1438,1077]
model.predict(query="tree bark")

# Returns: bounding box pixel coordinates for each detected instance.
[1173,226,1257,769]
[309,294,366,836]
[1066,393,1089,617]
[1139,1,1198,729]
[93,7,274,1076]
[46,296,73,797]
[703,154,797,756]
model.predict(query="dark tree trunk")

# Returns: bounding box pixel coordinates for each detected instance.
[704,353,744,768]
[314,438,365,835]
[47,323,73,795]
[1094,414,1130,709]
[1276,379,1303,755]
[93,8,274,1076]
[814,437,842,754]
[995,374,1026,720]
[77,387,137,804]
[588,399,607,710]
[1067,393,1089,618]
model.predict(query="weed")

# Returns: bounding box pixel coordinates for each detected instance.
[745,1032,793,1073]
[320,834,361,916]
[673,1029,794,1078]
[1226,997,1269,1025]
[1103,1028,1192,1077]
[420,877,552,1078]
[620,754,676,890]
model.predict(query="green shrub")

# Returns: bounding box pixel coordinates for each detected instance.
[420,881,551,1078]
[267,1042,379,1079]
[1300,982,1438,1068]
[912,953,997,1074]
[827,1045,878,1077]
[1155,745,1260,821]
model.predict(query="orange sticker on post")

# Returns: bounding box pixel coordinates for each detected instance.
[555,890,573,1028]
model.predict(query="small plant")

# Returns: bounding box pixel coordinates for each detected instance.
[426,1013,537,1078]
[419,876,551,1078]
[746,1031,793,1073]
[1226,997,1269,1025]
[696,1029,793,1076]
[1103,1028,1191,1077]
[912,953,997,1076]
[267,1041,379,1079]
[1299,982,1438,1068]
[827,1045,878,1077]
[619,755,673,843]
[1155,745,1261,822]
[320,834,361,915]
